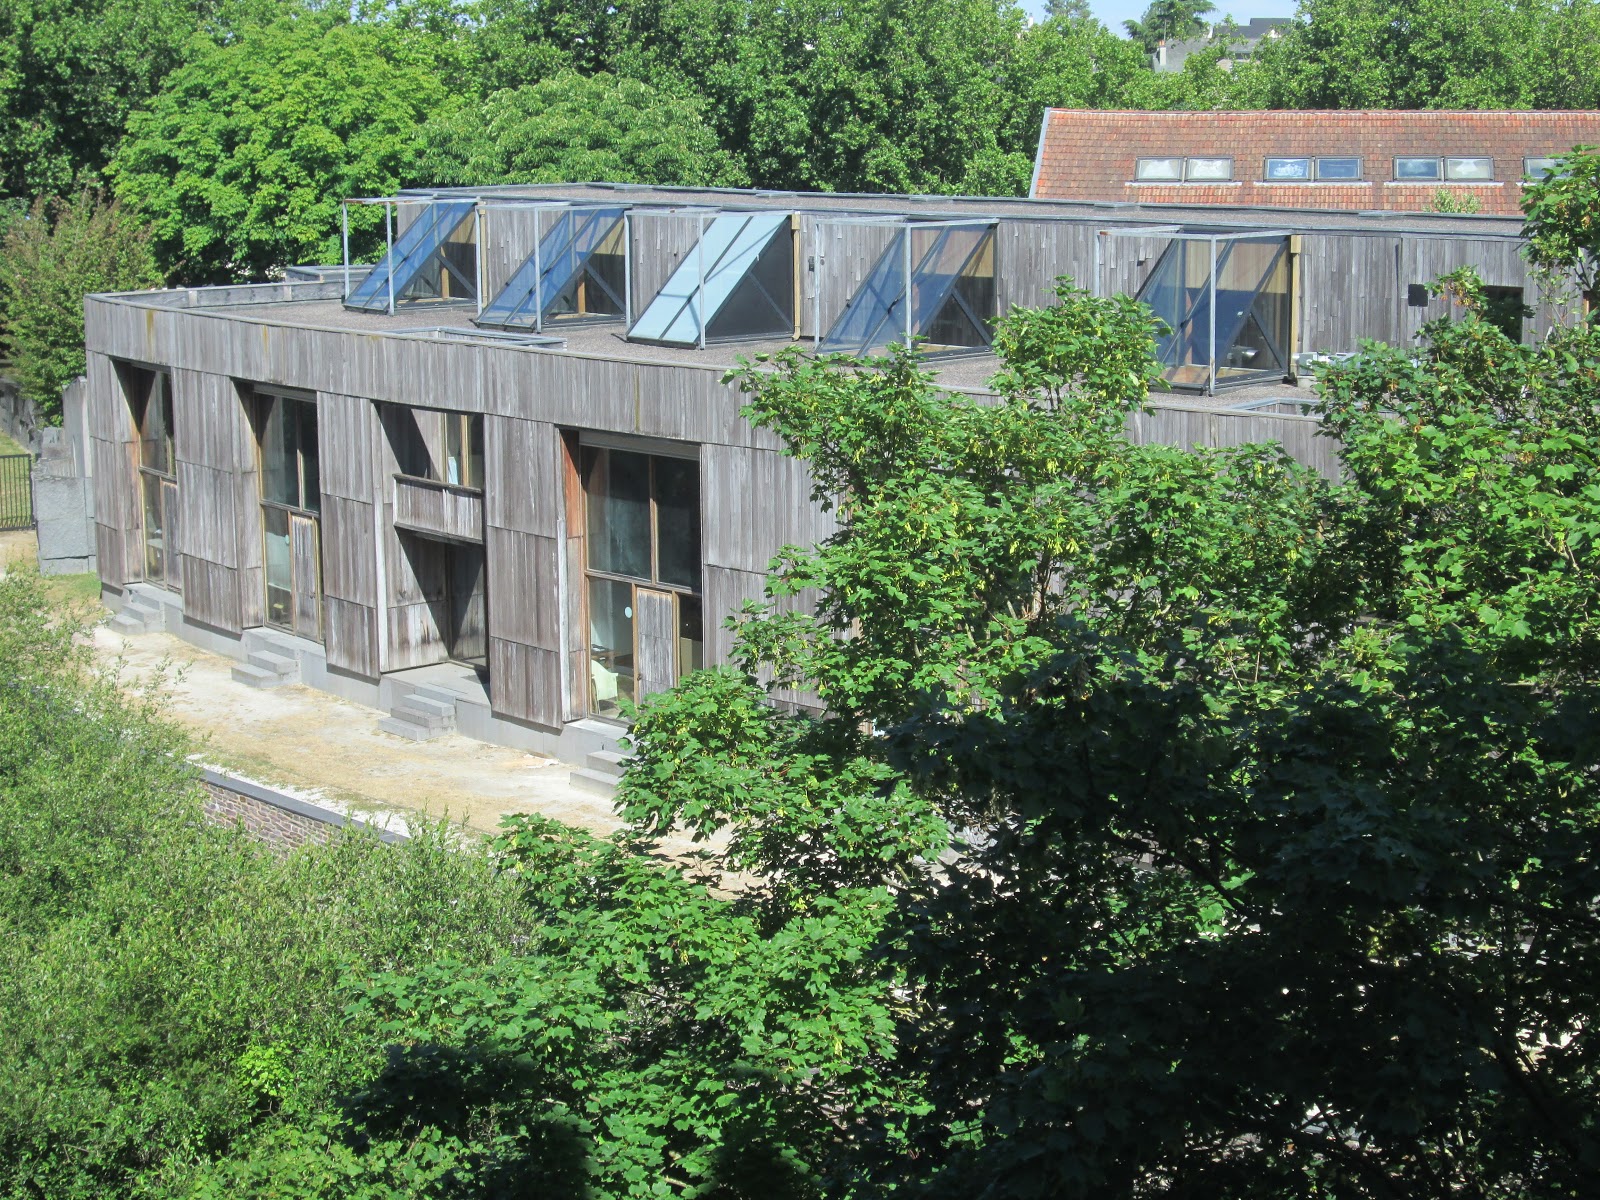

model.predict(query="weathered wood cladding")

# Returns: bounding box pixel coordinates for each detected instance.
[997,220,1099,313]
[87,352,139,587]
[393,476,486,544]
[484,415,564,728]
[171,370,257,631]
[800,218,899,341]
[480,204,544,307]
[627,210,703,319]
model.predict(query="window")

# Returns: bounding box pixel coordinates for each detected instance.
[1264,157,1311,181]
[1185,157,1233,181]
[1316,156,1362,180]
[581,445,702,718]
[1395,157,1442,181]
[1445,156,1494,181]
[1524,157,1559,180]
[257,391,321,639]
[442,413,485,490]
[1134,157,1183,181]
[131,367,177,588]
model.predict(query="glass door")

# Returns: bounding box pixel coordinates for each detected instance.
[582,445,703,718]
[258,392,323,640]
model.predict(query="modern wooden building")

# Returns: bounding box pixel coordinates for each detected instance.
[83,183,1567,776]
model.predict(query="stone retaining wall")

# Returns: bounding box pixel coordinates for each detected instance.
[199,768,405,851]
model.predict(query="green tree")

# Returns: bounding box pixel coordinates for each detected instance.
[1123,0,1217,53]
[0,0,279,200]
[416,71,747,189]
[1522,144,1600,314]
[110,16,449,283]
[0,190,159,423]
[615,277,1600,1195]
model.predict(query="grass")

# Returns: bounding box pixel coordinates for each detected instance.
[0,428,27,458]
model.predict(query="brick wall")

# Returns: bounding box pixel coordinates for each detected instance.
[199,770,405,851]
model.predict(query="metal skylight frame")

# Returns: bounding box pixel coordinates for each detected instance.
[812,216,997,356]
[474,202,629,333]
[341,195,484,316]
[1097,226,1291,395]
[626,208,794,349]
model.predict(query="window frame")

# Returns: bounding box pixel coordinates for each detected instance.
[1444,156,1495,182]
[1315,156,1363,181]
[1263,157,1312,182]
[1133,157,1184,182]
[256,389,321,517]
[1523,157,1559,181]
[1394,156,1443,182]
[1184,156,1234,182]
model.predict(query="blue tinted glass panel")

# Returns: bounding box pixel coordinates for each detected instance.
[821,225,994,355]
[1316,156,1361,180]
[477,206,626,329]
[346,201,476,312]
[1394,157,1441,181]
[628,212,790,346]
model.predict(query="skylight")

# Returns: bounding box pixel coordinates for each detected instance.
[476,205,627,331]
[627,211,793,347]
[345,200,477,314]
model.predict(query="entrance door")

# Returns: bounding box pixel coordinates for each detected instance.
[446,544,487,669]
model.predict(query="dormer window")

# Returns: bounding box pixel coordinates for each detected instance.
[1394,157,1442,181]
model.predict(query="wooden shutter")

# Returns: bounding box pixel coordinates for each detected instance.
[289,513,322,641]
[634,587,677,699]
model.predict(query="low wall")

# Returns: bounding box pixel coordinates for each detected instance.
[32,377,95,575]
[199,767,406,850]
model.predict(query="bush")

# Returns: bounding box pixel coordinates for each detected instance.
[0,191,160,424]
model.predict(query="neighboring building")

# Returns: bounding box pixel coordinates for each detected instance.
[1152,17,1289,72]
[1031,109,1600,215]
[81,183,1570,773]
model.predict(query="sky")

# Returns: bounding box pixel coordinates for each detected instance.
[1017,0,1301,34]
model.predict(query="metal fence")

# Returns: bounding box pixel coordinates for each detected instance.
[0,453,33,530]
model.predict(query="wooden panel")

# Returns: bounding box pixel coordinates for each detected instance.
[1128,405,1342,481]
[318,393,376,500]
[387,600,445,670]
[488,636,562,729]
[702,564,822,710]
[808,220,898,339]
[996,219,1099,313]
[323,596,378,679]
[561,430,585,722]
[1299,234,1401,352]
[95,521,128,587]
[629,211,705,318]
[485,526,561,651]
[290,513,322,641]
[161,478,181,576]
[481,204,543,306]
[702,443,838,574]
[175,461,237,569]
[484,416,560,534]
[393,475,485,544]
[319,494,377,606]
[179,557,239,631]
[1101,232,1175,300]
[635,587,677,698]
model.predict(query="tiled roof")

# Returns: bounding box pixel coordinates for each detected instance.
[1031,110,1600,215]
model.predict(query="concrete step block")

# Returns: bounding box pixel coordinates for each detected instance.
[108,613,147,636]
[247,650,298,677]
[402,694,456,721]
[414,684,469,707]
[378,716,438,742]
[231,662,288,689]
[568,767,619,799]
[390,703,452,733]
[586,749,631,778]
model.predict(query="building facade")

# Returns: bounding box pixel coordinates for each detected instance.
[1031,109,1600,215]
[82,183,1569,766]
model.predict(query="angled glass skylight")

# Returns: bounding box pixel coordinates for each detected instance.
[1136,234,1291,392]
[476,205,627,331]
[627,211,793,347]
[345,200,477,313]
[819,222,995,356]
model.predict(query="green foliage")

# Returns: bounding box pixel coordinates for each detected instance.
[1522,144,1600,313]
[0,0,279,200]
[0,569,537,1196]
[1123,0,1217,53]
[0,190,159,422]
[1429,186,1484,214]
[111,16,450,282]
[611,278,1600,1195]
[416,71,747,189]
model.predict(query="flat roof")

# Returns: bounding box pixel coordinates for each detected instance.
[384,181,1527,239]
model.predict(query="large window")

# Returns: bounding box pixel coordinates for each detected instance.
[1395,157,1442,181]
[582,445,702,718]
[132,366,177,589]
[257,391,322,639]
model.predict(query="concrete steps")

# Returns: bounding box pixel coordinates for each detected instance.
[568,748,631,800]
[108,591,162,636]
[231,649,299,690]
[379,685,460,742]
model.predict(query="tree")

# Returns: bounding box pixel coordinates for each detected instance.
[1522,144,1600,315]
[110,17,449,283]
[1044,0,1092,19]
[415,71,748,189]
[1123,0,1217,53]
[0,191,159,423]
[615,277,1600,1195]
[0,0,279,201]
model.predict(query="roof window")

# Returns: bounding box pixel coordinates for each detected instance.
[476,205,626,332]
[1394,157,1442,181]
[1135,157,1184,182]
[1264,157,1310,181]
[628,211,793,348]
[1185,157,1233,181]
[1444,156,1494,181]
[1524,157,1559,180]
[1316,156,1362,180]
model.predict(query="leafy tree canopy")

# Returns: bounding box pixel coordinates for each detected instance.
[415,71,748,189]
[1124,0,1217,52]
[110,15,449,283]
[1522,143,1600,312]
[0,191,159,420]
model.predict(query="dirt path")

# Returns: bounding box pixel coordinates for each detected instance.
[93,622,633,840]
